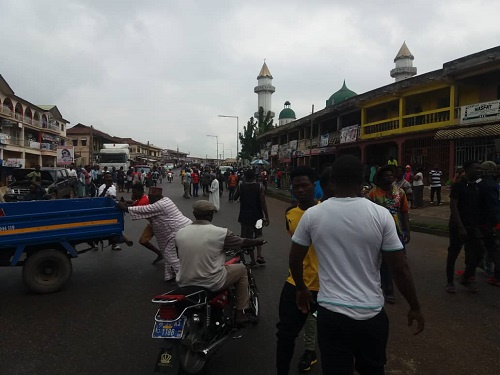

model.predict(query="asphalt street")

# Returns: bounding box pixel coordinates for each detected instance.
[1,173,499,375]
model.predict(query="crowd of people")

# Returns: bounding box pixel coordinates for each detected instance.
[4,155,498,374]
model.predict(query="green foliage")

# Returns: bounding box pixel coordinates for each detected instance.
[238,107,274,162]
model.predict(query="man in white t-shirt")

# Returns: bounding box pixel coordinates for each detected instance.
[289,155,424,375]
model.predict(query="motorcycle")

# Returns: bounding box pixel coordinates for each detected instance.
[151,248,259,374]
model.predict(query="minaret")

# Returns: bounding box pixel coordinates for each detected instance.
[390,42,417,82]
[254,61,275,118]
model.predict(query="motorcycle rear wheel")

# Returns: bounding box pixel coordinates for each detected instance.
[179,320,207,375]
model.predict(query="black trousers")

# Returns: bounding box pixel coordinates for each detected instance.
[430,186,441,204]
[447,223,485,283]
[276,282,318,375]
[317,306,389,375]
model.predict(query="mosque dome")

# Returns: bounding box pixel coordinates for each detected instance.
[279,101,296,120]
[326,81,357,107]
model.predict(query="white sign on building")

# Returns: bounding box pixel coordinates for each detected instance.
[340,125,359,143]
[461,100,500,124]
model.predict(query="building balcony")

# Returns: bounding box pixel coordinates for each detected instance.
[32,120,42,128]
[15,113,23,121]
[402,108,450,128]
[1,106,13,116]
[362,117,400,136]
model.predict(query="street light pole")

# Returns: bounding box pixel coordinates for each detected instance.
[218,115,239,166]
[206,135,218,166]
[218,142,224,161]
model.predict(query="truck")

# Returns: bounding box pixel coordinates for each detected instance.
[0,197,125,293]
[98,143,130,171]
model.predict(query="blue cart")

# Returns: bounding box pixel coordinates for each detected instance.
[0,197,125,293]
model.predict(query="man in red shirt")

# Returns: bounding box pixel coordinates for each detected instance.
[227,171,239,202]
[191,168,200,197]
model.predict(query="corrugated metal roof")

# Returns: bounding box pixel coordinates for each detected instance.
[434,124,500,139]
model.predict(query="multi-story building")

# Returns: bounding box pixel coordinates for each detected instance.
[258,45,500,181]
[67,125,165,167]
[67,123,120,166]
[116,137,163,165]
[0,75,69,170]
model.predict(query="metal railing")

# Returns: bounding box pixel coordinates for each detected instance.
[1,106,13,116]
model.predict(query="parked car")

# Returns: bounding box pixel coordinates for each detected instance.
[219,165,234,174]
[4,167,72,202]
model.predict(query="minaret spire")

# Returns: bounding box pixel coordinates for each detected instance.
[254,61,275,118]
[390,42,417,82]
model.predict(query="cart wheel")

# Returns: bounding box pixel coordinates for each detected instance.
[22,249,72,293]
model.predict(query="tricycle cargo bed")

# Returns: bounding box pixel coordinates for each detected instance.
[0,197,124,249]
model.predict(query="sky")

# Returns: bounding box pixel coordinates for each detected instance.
[1,0,498,160]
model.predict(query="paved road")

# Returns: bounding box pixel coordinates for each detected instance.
[1,173,498,375]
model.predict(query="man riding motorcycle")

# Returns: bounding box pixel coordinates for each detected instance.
[175,200,266,325]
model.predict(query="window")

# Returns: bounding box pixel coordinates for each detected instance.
[81,139,87,146]
[72,139,78,146]
[61,124,65,131]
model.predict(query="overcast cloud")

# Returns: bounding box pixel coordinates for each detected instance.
[1,0,498,159]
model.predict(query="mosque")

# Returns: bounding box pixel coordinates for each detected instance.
[255,42,499,179]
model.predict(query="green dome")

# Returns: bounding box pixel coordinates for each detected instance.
[326,81,357,107]
[279,108,296,120]
[279,101,296,120]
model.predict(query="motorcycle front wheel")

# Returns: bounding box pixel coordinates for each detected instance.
[179,319,207,375]
[248,284,260,322]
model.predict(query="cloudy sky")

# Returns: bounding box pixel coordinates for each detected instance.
[1,0,498,159]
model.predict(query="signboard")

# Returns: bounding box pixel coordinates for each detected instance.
[5,158,25,167]
[320,134,329,147]
[340,125,359,143]
[271,144,279,156]
[0,133,11,145]
[461,100,500,124]
[57,145,74,165]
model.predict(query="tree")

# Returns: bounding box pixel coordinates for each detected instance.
[238,107,274,162]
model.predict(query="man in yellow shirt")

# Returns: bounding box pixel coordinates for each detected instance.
[276,166,319,375]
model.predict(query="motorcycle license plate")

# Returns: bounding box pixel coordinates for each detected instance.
[152,317,186,339]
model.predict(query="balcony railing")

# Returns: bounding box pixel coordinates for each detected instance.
[24,140,41,149]
[3,137,23,146]
[41,143,57,151]
[363,118,400,135]
[48,123,60,131]
[15,113,23,121]
[1,106,13,116]
[402,109,450,128]
[32,120,42,128]
[23,116,32,124]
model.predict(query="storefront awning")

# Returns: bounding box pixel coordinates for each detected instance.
[434,124,500,140]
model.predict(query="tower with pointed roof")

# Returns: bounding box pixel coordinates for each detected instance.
[254,62,275,118]
[390,42,417,82]
[278,101,296,126]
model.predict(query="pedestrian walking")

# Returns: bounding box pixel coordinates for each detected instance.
[446,160,484,293]
[233,168,270,266]
[276,166,319,375]
[289,155,424,375]
[208,173,220,211]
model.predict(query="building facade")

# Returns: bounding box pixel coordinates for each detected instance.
[258,46,500,182]
[0,75,69,170]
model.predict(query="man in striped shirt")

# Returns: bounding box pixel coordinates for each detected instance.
[118,188,192,282]
[429,164,443,205]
